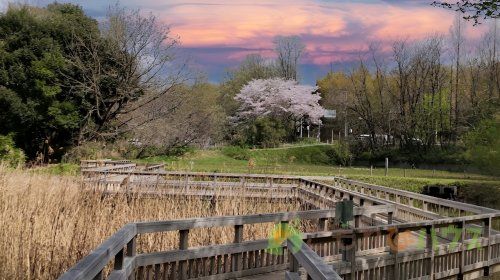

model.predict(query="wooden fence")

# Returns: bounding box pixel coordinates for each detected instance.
[59,206,393,280]
[60,161,500,279]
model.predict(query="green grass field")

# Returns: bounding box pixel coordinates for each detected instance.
[36,144,499,207]
[137,146,496,188]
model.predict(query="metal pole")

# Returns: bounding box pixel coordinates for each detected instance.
[385,158,389,176]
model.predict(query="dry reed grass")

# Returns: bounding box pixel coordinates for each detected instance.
[0,166,300,279]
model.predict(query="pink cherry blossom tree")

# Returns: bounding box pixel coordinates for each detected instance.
[234,78,325,125]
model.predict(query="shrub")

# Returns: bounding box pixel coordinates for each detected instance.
[354,147,467,166]
[252,143,352,166]
[326,142,352,166]
[0,134,25,167]
[63,142,108,163]
[464,115,500,175]
[222,146,251,160]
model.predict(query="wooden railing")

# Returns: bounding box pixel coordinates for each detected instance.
[59,206,394,280]
[81,159,132,169]
[81,160,495,219]
[287,238,342,280]
[299,179,440,222]
[330,177,497,215]
[335,212,500,279]
[60,209,500,280]
[71,161,500,279]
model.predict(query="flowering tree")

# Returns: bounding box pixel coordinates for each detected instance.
[234,78,325,125]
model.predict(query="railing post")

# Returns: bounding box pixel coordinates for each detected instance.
[114,248,124,270]
[427,225,435,280]
[126,236,136,280]
[484,217,492,276]
[179,229,189,280]
[390,226,399,280]
[318,218,327,231]
[388,212,393,224]
[350,232,357,280]
[458,221,465,280]
[281,221,289,263]
[354,215,361,228]
[289,249,299,273]
[233,224,243,272]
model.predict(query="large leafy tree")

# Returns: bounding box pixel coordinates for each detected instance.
[0,4,99,160]
[0,4,181,161]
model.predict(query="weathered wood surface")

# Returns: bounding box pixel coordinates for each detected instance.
[136,205,394,234]
[60,161,500,280]
[328,176,496,215]
[60,207,500,280]
[83,161,497,218]
[287,239,342,280]
[59,224,136,280]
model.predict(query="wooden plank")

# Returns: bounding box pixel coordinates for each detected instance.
[136,206,392,234]
[233,225,243,272]
[195,263,288,280]
[287,239,342,280]
[179,230,189,280]
[136,240,272,266]
[108,257,136,280]
[355,213,500,235]
[333,177,497,214]
[285,271,301,280]
[59,224,137,280]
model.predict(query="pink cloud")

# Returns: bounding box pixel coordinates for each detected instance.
[150,0,491,66]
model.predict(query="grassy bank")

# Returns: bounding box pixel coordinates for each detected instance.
[140,146,496,180]
[38,144,499,207]
[139,145,500,208]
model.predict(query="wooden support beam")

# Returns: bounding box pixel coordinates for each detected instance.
[354,215,361,228]
[427,225,435,280]
[179,229,189,280]
[318,218,327,231]
[114,248,124,270]
[127,237,136,257]
[459,221,465,280]
[484,217,492,276]
[233,224,244,272]
[350,233,358,280]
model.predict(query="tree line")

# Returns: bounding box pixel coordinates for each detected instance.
[0,3,313,162]
[0,3,220,162]
[0,2,498,173]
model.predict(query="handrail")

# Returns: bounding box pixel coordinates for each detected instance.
[70,161,500,279]
[59,206,392,279]
[355,212,500,234]
[136,205,393,234]
[59,206,500,279]
[300,178,443,221]
[287,238,342,280]
[59,224,137,280]
[333,176,497,214]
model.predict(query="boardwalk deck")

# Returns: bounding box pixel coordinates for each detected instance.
[58,161,500,280]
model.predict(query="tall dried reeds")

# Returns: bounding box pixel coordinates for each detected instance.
[0,166,299,279]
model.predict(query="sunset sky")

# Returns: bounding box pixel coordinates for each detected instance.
[1,0,492,83]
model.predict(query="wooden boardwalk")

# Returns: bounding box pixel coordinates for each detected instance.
[59,160,500,280]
